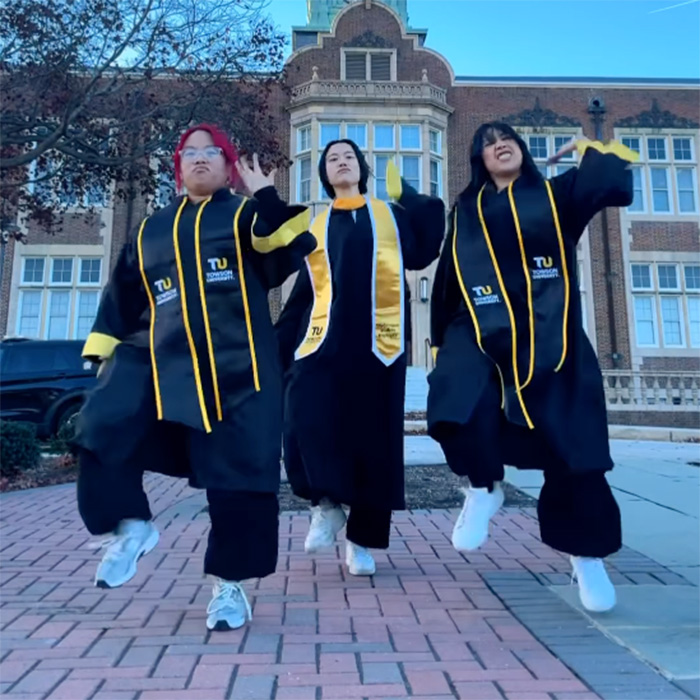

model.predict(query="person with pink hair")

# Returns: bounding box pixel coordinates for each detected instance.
[75,124,315,631]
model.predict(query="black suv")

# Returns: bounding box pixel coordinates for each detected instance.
[0,338,97,437]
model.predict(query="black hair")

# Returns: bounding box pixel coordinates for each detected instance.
[464,121,542,196]
[318,139,370,199]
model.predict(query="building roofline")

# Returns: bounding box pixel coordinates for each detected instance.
[455,75,700,88]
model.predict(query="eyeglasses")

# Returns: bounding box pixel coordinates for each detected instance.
[180,146,224,161]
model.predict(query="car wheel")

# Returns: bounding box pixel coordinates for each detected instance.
[55,403,81,436]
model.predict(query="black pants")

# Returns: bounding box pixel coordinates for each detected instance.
[311,496,392,550]
[78,449,279,581]
[439,423,622,559]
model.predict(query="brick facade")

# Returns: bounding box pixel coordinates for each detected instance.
[2,0,698,428]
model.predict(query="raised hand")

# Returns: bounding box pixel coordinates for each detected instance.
[235,153,277,194]
[547,137,590,165]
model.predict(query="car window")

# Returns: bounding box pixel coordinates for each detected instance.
[0,344,89,374]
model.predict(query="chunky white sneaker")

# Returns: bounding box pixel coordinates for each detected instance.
[571,556,617,613]
[451,484,504,552]
[346,541,376,576]
[304,500,347,553]
[92,519,159,589]
[206,579,252,631]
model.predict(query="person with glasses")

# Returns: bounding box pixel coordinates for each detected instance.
[75,124,315,631]
[428,122,637,612]
[276,139,444,576]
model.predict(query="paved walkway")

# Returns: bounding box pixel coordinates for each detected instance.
[1,469,697,700]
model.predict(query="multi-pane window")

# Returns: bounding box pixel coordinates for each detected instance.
[520,132,578,178]
[298,157,311,203]
[401,155,421,192]
[620,133,698,214]
[346,124,367,149]
[630,262,700,348]
[319,123,341,149]
[16,256,104,339]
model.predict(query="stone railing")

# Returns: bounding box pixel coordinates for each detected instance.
[603,370,700,411]
[291,79,449,107]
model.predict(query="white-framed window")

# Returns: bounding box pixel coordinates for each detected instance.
[429,129,442,155]
[518,131,579,179]
[373,124,395,151]
[346,123,367,149]
[319,123,341,149]
[79,258,102,285]
[75,290,100,340]
[16,255,104,339]
[374,155,391,200]
[51,258,73,285]
[22,257,45,285]
[401,155,421,192]
[342,49,394,82]
[17,290,43,338]
[528,135,548,160]
[630,261,700,349]
[297,125,311,154]
[297,157,311,203]
[430,159,442,198]
[620,132,698,215]
[399,125,421,151]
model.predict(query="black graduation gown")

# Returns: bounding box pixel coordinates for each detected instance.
[277,188,444,510]
[75,186,315,492]
[428,143,634,475]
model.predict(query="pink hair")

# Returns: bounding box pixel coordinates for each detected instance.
[173,123,241,191]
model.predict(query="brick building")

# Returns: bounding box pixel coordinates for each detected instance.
[1,0,698,426]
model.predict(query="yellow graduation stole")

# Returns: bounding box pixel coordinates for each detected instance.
[295,195,404,365]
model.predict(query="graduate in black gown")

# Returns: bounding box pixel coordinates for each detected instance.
[75,124,315,630]
[276,139,444,576]
[428,122,637,612]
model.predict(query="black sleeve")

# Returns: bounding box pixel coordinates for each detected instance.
[430,207,461,353]
[82,226,148,362]
[390,179,446,271]
[274,266,313,372]
[550,141,635,243]
[240,187,317,290]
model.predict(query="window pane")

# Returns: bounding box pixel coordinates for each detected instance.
[684,265,700,290]
[555,164,575,176]
[688,297,700,348]
[634,296,656,346]
[346,124,367,149]
[429,130,441,154]
[370,53,391,81]
[673,138,692,161]
[676,168,697,213]
[297,127,311,153]
[76,291,99,339]
[648,138,667,160]
[528,136,547,159]
[51,258,73,284]
[651,168,670,212]
[430,159,441,198]
[400,125,421,150]
[319,123,340,149]
[401,156,420,191]
[22,258,45,284]
[554,135,575,159]
[660,296,683,346]
[631,264,652,290]
[18,291,42,338]
[47,291,71,340]
[374,125,394,150]
[622,137,641,156]
[658,264,679,290]
[536,164,548,178]
[374,155,390,200]
[298,157,311,203]
[80,258,101,284]
[628,167,644,212]
[345,53,366,80]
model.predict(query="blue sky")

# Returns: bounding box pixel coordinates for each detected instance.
[265,0,700,79]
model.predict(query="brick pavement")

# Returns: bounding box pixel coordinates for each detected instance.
[0,476,695,700]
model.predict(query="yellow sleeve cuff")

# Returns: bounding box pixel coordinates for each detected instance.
[577,139,640,163]
[251,209,311,254]
[431,346,439,363]
[82,332,120,361]
[386,160,402,200]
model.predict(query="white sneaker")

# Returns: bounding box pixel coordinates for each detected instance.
[571,556,617,613]
[452,484,504,552]
[92,519,159,589]
[206,579,252,631]
[346,541,376,576]
[304,500,347,553]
